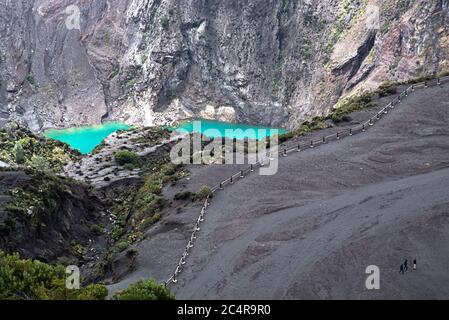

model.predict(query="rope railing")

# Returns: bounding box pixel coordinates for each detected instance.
[164,197,210,286]
[163,76,448,287]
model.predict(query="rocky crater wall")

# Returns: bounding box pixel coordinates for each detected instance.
[1,0,448,131]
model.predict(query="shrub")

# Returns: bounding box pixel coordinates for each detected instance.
[0,251,107,300]
[75,284,108,300]
[0,125,79,172]
[330,114,352,123]
[123,163,137,171]
[377,82,397,97]
[26,74,35,84]
[71,242,86,258]
[113,279,175,300]
[13,141,25,164]
[142,213,162,228]
[126,249,139,259]
[195,186,213,201]
[90,224,105,236]
[144,196,166,213]
[111,68,119,78]
[110,161,187,246]
[328,91,375,120]
[126,79,137,87]
[114,150,142,168]
[114,240,130,253]
[160,17,169,29]
[280,90,378,142]
[30,155,50,172]
[279,132,295,144]
[141,180,163,196]
[161,162,177,176]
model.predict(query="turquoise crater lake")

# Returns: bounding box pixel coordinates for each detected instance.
[45,120,287,155]
[44,122,132,155]
[173,120,287,140]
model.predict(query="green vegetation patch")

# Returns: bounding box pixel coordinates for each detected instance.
[0,252,175,300]
[279,118,331,143]
[110,161,189,251]
[403,70,449,84]
[280,70,449,143]
[195,186,213,201]
[0,252,107,300]
[377,82,398,97]
[113,278,175,300]
[0,124,80,172]
[129,127,172,145]
[114,150,143,169]
[279,90,377,142]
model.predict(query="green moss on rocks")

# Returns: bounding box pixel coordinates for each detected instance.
[0,123,80,172]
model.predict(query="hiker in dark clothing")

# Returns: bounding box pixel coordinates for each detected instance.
[400,264,405,275]
[413,259,417,271]
[404,260,408,272]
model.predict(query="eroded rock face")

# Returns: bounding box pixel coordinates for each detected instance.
[0,0,111,131]
[0,170,109,265]
[1,0,448,131]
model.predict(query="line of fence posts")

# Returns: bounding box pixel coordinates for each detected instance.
[165,197,209,286]
[207,78,442,173]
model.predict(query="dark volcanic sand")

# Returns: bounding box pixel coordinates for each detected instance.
[109,82,449,299]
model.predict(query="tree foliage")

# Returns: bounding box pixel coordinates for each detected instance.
[0,125,79,171]
[113,279,175,300]
[0,252,107,300]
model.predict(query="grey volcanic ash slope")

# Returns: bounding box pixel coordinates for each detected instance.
[1,0,448,131]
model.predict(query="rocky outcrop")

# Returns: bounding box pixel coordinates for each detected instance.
[0,0,111,131]
[64,127,175,188]
[314,0,449,121]
[1,0,448,131]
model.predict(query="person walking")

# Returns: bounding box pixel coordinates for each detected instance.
[404,260,408,272]
[413,259,417,271]
[400,264,405,275]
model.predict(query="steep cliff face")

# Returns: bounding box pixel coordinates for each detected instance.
[1,0,448,131]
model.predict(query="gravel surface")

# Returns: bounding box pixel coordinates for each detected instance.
[109,82,449,299]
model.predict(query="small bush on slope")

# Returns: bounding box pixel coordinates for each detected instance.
[195,186,213,201]
[113,278,175,300]
[279,91,376,142]
[114,150,142,168]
